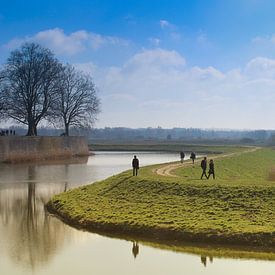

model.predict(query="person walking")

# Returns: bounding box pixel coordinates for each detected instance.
[200,157,208,179]
[207,159,215,179]
[132,155,139,176]
[190,152,196,166]
[180,151,185,163]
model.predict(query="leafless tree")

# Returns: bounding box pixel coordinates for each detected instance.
[0,43,62,135]
[51,65,100,136]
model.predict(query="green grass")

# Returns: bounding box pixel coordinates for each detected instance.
[47,147,275,259]
[89,141,246,154]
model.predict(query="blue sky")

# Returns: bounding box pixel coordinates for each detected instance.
[1,0,275,129]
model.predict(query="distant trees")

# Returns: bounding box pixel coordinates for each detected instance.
[0,43,100,136]
[51,65,100,136]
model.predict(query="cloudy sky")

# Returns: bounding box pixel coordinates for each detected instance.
[1,0,275,129]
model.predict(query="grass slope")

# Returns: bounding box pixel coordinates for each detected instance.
[47,147,275,258]
[89,141,245,154]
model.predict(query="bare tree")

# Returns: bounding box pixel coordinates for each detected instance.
[0,43,62,135]
[51,65,100,136]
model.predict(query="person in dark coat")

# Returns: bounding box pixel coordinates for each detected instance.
[180,151,185,163]
[132,155,139,176]
[207,159,215,179]
[200,157,207,179]
[190,152,196,166]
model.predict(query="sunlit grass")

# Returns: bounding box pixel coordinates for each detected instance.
[47,147,275,252]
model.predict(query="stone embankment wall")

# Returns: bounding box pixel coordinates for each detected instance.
[0,136,89,163]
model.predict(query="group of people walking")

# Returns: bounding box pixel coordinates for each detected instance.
[0,129,15,136]
[180,151,196,164]
[180,151,215,179]
[132,152,215,179]
[200,157,215,179]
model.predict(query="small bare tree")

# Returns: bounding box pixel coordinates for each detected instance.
[51,65,100,136]
[0,43,62,135]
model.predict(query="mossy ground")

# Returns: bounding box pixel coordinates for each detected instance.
[47,147,275,259]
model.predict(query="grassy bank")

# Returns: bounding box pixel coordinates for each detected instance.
[47,147,275,259]
[89,140,245,154]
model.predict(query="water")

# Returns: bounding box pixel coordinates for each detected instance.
[0,151,274,275]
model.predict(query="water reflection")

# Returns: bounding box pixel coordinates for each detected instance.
[0,164,71,270]
[0,152,274,275]
[132,241,139,259]
[63,164,69,192]
[201,255,213,267]
[0,151,180,272]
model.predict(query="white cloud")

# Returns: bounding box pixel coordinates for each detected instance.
[4,28,274,128]
[123,48,186,70]
[250,33,275,58]
[148,37,161,46]
[159,20,171,29]
[245,57,275,78]
[4,28,129,55]
[196,31,210,46]
[252,34,275,45]
[79,49,275,128]
[75,62,98,75]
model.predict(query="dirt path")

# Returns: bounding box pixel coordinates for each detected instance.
[153,147,260,177]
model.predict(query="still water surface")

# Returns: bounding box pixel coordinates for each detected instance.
[0,151,274,275]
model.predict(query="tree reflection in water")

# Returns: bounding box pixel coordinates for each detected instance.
[0,161,85,271]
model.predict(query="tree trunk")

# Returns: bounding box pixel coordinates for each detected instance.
[65,123,69,136]
[26,122,37,136]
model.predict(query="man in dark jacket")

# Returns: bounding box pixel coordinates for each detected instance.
[190,152,196,166]
[132,155,139,176]
[207,159,215,179]
[180,151,185,163]
[200,157,207,179]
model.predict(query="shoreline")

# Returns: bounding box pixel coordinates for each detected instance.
[46,203,275,260]
[46,202,274,248]
[0,136,89,163]
[46,146,275,259]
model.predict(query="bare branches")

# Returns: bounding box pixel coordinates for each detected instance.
[0,43,100,136]
[50,64,100,136]
[0,43,63,135]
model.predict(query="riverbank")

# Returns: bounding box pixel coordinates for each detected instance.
[0,136,89,163]
[89,140,246,154]
[46,147,275,258]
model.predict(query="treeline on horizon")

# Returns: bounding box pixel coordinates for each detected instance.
[90,127,274,142]
[5,125,275,144]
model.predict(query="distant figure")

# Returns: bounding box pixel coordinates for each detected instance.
[9,130,12,135]
[5,130,8,136]
[209,255,213,263]
[200,255,207,267]
[132,241,139,258]
[132,155,139,176]
[13,130,15,135]
[207,159,215,179]
[180,151,185,163]
[200,157,208,179]
[190,152,196,165]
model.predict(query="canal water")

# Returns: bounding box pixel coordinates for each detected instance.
[0,152,274,275]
